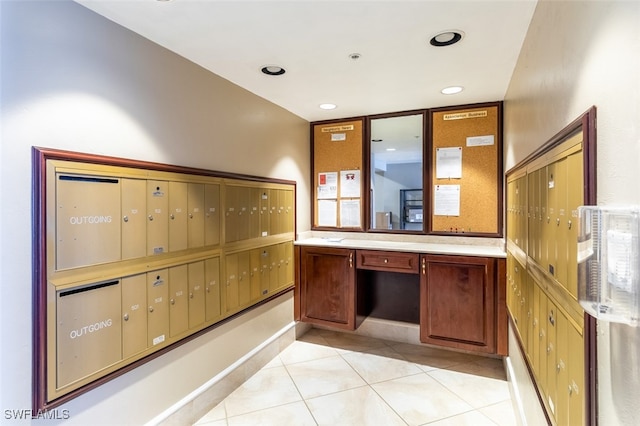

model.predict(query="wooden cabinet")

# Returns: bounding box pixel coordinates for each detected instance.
[297,245,507,355]
[299,246,356,330]
[420,254,504,354]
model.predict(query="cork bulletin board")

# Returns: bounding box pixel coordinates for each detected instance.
[430,103,502,235]
[312,119,364,229]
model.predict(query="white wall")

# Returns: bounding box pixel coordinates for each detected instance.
[503,1,640,424]
[0,1,309,423]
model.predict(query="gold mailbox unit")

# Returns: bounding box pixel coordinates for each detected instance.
[33,148,296,410]
[505,107,597,425]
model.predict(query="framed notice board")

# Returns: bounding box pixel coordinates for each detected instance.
[311,118,365,230]
[429,102,502,236]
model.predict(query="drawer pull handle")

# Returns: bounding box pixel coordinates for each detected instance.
[384,259,388,264]
[349,253,353,268]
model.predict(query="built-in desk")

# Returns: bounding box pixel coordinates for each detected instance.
[294,238,507,355]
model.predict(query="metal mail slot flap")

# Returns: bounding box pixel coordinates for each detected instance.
[56,280,122,389]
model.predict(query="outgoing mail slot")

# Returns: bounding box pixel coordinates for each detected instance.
[56,174,121,270]
[56,280,122,389]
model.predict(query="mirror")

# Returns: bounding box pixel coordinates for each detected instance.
[370,113,424,231]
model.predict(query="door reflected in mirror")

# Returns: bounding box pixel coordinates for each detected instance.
[370,113,424,231]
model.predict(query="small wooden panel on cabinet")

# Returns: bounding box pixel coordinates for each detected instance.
[299,246,357,330]
[356,250,419,274]
[420,254,499,354]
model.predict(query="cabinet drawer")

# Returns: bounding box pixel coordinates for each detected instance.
[356,250,419,274]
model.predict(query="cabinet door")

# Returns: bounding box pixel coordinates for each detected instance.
[420,255,496,353]
[187,183,205,249]
[168,265,188,337]
[300,246,356,330]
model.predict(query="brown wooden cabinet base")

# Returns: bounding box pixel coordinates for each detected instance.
[420,255,506,355]
[297,246,507,355]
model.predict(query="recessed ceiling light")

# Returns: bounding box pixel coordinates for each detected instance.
[386,148,397,152]
[319,103,337,110]
[441,86,464,95]
[261,65,286,76]
[430,30,464,47]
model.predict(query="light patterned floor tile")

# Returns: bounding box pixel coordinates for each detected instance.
[223,366,302,417]
[427,409,499,426]
[389,342,479,371]
[428,367,511,409]
[372,373,473,425]
[227,401,316,426]
[278,340,340,365]
[306,385,406,426]
[193,401,226,425]
[479,400,518,426]
[285,355,367,399]
[312,328,390,352]
[341,347,422,384]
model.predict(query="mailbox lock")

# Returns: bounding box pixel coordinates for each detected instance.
[149,306,154,313]
[189,213,193,219]
[123,313,129,321]
[170,214,175,220]
[568,220,572,230]
[148,215,154,221]
[189,293,194,299]
[123,215,129,223]
[170,298,175,305]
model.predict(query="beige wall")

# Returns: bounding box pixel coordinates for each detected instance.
[0,0,309,423]
[503,1,640,424]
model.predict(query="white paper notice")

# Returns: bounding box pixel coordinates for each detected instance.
[436,147,462,179]
[340,199,361,227]
[317,172,338,199]
[317,199,337,227]
[340,170,361,198]
[434,185,460,216]
[466,135,495,147]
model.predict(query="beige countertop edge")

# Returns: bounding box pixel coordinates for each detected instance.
[294,238,506,258]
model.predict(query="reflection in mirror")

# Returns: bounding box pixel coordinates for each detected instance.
[370,113,423,231]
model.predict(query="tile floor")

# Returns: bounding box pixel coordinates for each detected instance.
[194,328,517,426]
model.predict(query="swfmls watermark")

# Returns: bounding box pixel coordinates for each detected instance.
[4,409,71,420]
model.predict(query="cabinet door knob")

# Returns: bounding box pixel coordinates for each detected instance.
[384,258,388,264]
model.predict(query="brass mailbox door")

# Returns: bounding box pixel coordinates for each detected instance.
[187,183,205,249]
[276,242,287,291]
[283,189,294,234]
[546,300,558,416]
[56,174,121,270]
[259,247,270,297]
[204,184,220,246]
[269,189,280,236]
[554,158,569,287]
[567,323,585,425]
[268,245,279,293]
[147,181,169,256]
[237,186,251,241]
[249,188,261,239]
[237,251,251,307]
[539,167,549,270]
[147,269,169,347]
[204,257,221,322]
[169,265,188,337]
[168,181,188,252]
[259,190,270,237]
[249,248,262,301]
[56,280,122,388]
[225,254,239,311]
[121,178,147,260]
[225,186,239,243]
[566,152,583,299]
[556,310,570,426]
[188,261,206,329]
[122,274,147,359]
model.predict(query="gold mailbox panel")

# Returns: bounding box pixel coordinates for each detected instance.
[204,184,221,246]
[168,181,188,252]
[56,174,121,270]
[169,265,188,337]
[147,181,169,256]
[147,269,169,347]
[187,183,205,249]
[204,257,221,322]
[188,261,206,329]
[56,280,122,388]
[121,274,147,359]
[121,179,147,260]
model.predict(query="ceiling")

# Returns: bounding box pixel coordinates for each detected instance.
[75,0,538,122]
